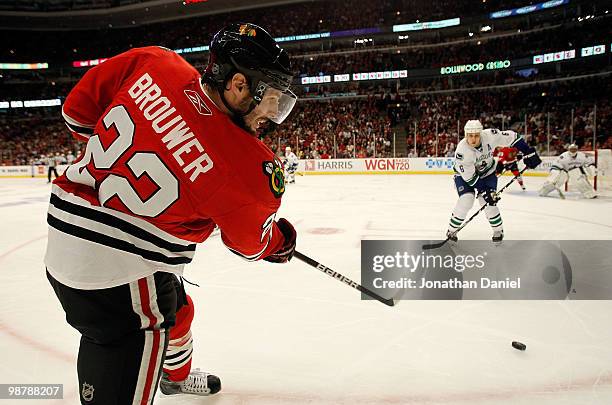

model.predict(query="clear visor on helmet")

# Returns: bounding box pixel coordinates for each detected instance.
[253,81,297,124]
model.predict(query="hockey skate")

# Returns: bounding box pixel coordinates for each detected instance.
[159,368,221,396]
[492,230,504,245]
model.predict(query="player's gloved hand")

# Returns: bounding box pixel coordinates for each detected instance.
[263,218,296,263]
[481,190,500,206]
[496,160,516,175]
[495,161,504,175]
[522,151,542,169]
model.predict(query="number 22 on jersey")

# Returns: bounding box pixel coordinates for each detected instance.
[66,105,179,217]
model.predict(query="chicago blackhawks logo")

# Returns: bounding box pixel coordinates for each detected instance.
[263,160,285,198]
[238,24,257,37]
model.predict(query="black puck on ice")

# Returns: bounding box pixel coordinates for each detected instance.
[512,341,526,351]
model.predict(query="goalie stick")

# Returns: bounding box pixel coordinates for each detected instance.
[293,250,395,307]
[422,167,528,250]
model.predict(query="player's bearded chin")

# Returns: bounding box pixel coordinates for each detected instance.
[244,105,271,136]
[231,113,252,134]
[230,99,258,135]
[233,109,262,135]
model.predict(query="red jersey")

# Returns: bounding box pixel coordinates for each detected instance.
[45,47,287,289]
[495,146,519,165]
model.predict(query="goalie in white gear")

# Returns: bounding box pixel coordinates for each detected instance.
[539,144,597,199]
[284,146,299,184]
[447,120,541,243]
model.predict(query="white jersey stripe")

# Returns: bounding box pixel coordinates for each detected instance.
[51,185,195,247]
[130,276,166,405]
[165,337,193,358]
[48,203,194,262]
[132,333,153,404]
[45,226,185,290]
[163,349,193,370]
[145,276,165,329]
[146,329,166,403]
[169,330,192,345]
[130,280,150,329]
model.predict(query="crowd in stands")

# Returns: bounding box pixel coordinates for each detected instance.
[264,75,611,159]
[0,0,609,165]
[1,12,607,104]
[0,112,79,166]
[262,98,394,159]
[404,76,612,157]
[294,16,610,76]
[1,75,609,166]
[1,0,598,62]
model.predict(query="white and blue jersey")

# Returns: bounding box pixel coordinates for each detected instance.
[284,152,298,173]
[454,129,522,187]
[551,151,595,172]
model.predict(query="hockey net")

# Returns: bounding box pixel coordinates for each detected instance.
[565,149,612,194]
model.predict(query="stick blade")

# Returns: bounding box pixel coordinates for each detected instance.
[422,240,448,250]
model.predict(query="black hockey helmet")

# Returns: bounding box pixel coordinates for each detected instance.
[203,23,296,124]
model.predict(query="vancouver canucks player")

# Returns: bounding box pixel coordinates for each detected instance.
[539,144,597,199]
[447,120,541,243]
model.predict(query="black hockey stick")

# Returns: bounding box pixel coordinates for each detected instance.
[422,167,528,250]
[293,250,395,307]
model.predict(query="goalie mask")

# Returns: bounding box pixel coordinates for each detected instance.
[203,23,296,125]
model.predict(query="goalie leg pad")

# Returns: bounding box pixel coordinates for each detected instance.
[540,169,567,196]
[539,182,556,196]
[575,174,597,199]
[552,169,569,188]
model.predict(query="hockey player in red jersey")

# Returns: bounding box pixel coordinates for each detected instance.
[495,146,526,190]
[45,23,297,404]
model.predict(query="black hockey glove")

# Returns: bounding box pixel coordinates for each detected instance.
[481,190,500,206]
[495,160,504,176]
[495,160,517,176]
[522,151,542,169]
[263,218,296,264]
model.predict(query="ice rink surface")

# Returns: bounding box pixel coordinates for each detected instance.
[1,174,611,405]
